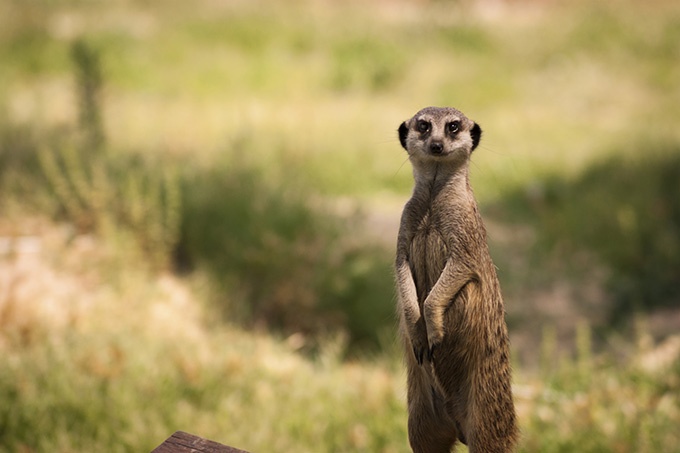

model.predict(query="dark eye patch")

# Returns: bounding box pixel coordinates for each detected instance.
[416,120,431,134]
[446,121,460,135]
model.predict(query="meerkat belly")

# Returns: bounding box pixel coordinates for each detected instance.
[409,227,448,304]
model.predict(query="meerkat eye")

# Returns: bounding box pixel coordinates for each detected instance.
[416,120,431,134]
[446,121,460,135]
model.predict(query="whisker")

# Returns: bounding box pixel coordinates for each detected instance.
[479,143,510,157]
[393,156,410,178]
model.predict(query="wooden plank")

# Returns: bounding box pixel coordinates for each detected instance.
[151,431,250,453]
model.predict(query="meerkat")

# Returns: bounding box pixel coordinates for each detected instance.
[395,107,518,453]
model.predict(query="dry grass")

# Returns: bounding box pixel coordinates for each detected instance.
[1,217,679,452]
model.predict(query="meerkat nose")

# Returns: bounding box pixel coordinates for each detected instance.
[429,142,443,154]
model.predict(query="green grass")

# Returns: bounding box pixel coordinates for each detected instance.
[4,0,678,199]
[1,259,678,452]
[0,233,408,452]
[495,145,680,321]
[1,0,680,451]
[178,153,396,346]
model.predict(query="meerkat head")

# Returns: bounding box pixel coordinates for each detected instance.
[398,106,482,165]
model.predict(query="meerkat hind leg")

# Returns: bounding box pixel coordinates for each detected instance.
[406,365,459,453]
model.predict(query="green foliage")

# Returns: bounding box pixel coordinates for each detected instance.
[330,37,406,92]
[435,24,496,54]
[33,41,181,268]
[0,5,68,77]
[0,120,44,198]
[0,323,409,453]
[0,36,394,348]
[71,40,104,152]
[39,143,181,266]
[177,153,395,348]
[183,15,293,55]
[565,5,680,63]
[524,324,680,453]
[499,147,680,322]
[1,304,678,452]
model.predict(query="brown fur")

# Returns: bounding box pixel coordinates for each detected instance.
[395,107,518,452]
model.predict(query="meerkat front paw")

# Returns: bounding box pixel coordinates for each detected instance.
[424,312,444,362]
[410,318,429,365]
[427,329,444,361]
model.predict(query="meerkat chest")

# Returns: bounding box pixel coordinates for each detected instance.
[409,209,450,301]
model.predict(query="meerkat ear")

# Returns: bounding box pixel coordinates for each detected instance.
[470,122,482,151]
[398,122,409,150]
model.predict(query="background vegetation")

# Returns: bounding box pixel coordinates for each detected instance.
[1,0,679,451]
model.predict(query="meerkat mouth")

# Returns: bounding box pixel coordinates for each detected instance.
[425,148,464,160]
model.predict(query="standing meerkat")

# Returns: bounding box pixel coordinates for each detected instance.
[395,107,518,452]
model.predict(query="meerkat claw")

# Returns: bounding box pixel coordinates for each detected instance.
[428,343,437,362]
[413,346,424,365]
